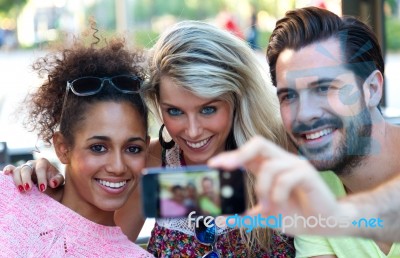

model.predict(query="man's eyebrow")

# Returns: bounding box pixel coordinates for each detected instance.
[277,78,342,95]
[309,78,340,87]
[277,88,293,96]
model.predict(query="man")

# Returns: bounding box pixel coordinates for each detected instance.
[211,6,400,257]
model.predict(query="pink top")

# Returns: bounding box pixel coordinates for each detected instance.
[160,198,188,217]
[0,174,153,258]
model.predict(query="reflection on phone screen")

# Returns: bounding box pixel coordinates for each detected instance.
[159,170,221,217]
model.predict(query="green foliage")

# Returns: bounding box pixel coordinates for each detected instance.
[385,0,398,15]
[132,0,225,22]
[132,29,159,48]
[0,0,26,14]
[257,30,272,51]
[386,16,400,51]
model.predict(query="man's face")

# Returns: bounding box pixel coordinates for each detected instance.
[275,38,372,174]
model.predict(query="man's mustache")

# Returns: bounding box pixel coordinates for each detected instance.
[292,118,343,134]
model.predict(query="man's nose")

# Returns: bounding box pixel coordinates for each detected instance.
[295,93,325,124]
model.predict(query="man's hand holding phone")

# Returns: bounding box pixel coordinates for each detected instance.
[207,136,356,237]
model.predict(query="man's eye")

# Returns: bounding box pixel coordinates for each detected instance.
[91,145,107,153]
[317,85,330,93]
[201,106,216,115]
[127,146,142,154]
[280,91,297,103]
[167,108,183,116]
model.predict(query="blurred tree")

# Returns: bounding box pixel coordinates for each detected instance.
[0,0,27,14]
[385,0,398,15]
[133,0,225,22]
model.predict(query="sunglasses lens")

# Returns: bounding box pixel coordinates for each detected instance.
[111,75,142,92]
[195,218,216,245]
[71,77,102,95]
[203,252,219,258]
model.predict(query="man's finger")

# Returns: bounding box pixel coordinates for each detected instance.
[209,136,292,169]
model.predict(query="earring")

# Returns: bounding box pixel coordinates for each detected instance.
[159,124,175,150]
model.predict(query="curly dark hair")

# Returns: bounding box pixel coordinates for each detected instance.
[24,32,148,146]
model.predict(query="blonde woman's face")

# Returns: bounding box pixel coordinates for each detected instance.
[159,76,233,165]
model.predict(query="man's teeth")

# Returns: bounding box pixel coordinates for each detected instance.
[305,128,334,140]
[186,138,209,149]
[97,179,127,189]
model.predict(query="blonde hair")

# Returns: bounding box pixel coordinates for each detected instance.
[142,20,288,253]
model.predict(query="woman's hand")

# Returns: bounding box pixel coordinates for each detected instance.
[3,158,65,193]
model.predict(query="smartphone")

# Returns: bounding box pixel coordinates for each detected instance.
[140,165,246,218]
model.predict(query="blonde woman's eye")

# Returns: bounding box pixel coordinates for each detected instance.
[91,145,107,153]
[201,106,216,115]
[167,108,183,116]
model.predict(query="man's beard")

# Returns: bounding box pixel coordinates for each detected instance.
[292,108,372,176]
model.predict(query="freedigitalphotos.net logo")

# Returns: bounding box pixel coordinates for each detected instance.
[188,211,384,233]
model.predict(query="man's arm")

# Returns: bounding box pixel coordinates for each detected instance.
[341,176,400,242]
[208,136,400,242]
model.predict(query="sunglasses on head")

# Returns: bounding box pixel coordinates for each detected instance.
[66,75,142,96]
[195,218,220,258]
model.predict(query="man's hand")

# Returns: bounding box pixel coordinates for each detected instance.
[208,136,355,236]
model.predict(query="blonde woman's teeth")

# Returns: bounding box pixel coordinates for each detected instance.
[186,138,209,148]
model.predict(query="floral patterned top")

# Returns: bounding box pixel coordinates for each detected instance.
[146,144,295,257]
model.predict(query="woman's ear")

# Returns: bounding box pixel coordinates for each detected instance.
[363,70,383,108]
[53,132,70,164]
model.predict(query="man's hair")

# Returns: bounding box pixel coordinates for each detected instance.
[267,6,384,87]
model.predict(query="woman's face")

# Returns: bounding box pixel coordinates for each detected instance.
[61,101,148,223]
[159,76,233,165]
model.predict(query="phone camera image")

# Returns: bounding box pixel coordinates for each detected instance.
[159,170,221,217]
[141,166,246,218]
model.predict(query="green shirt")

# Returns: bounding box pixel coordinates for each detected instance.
[295,171,400,258]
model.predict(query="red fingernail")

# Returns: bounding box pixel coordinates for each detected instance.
[40,184,46,192]
[18,185,24,192]
[24,183,30,191]
[51,179,57,187]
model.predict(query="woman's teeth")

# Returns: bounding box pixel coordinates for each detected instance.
[97,179,127,189]
[186,138,209,149]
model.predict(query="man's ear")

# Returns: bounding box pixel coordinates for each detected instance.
[53,132,70,164]
[363,70,383,108]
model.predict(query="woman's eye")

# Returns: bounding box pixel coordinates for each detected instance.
[167,108,183,116]
[127,146,142,154]
[90,145,107,153]
[201,106,217,115]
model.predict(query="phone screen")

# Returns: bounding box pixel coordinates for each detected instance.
[159,169,221,217]
[141,166,246,218]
